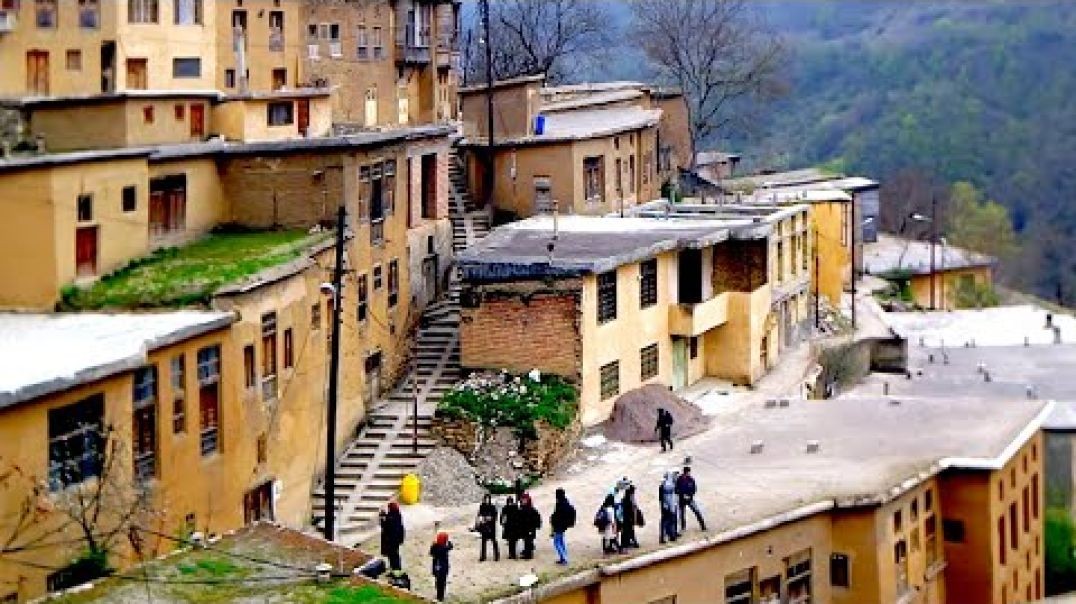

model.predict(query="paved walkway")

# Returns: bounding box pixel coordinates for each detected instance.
[363,342,819,603]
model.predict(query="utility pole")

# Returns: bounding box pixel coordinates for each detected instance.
[851,196,857,332]
[323,205,346,541]
[814,241,820,330]
[929,195,937,311]
[480,0,495,208]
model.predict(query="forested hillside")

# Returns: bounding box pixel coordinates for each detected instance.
[716,2,1076,300]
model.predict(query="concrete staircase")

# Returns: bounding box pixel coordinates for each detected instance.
[311,148,490,544]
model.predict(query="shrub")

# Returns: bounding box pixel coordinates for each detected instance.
[438,371,577,440]
[1045,507,1076,595]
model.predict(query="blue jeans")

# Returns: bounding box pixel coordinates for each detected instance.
[552,532,568,563]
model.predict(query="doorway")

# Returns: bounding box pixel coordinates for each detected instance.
[75,226,98,277]
[364,351,382,406]
[100,42,115,93]
[364,86,378,126]
[677,249,703,304]
[296,98,310,136]
[421,153,437,218]
[126,58,148,90]
[243,482,274,524]
[26,50,49,95]
[189,103,205,139]
[672,338,688,390]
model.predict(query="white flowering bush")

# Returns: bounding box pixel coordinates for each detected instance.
[438,370,577,439]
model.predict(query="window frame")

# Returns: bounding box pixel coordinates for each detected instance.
[640,343,659,381]
[600,360,620,400]
[173,0,202,25]
[128,0,159,24]
[266,101,294,126]
[597,270,617,324]
[640,259,658,308]
[171,354,186,434]
[172,57,201,79]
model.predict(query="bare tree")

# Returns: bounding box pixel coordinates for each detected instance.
[878,168,949,238]
[631,0,785,170]
[464,0,616,84]
[0,429,157,584]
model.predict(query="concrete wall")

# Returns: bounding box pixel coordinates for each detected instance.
[811,200,852,306]
[705,285,774,386]
[909,266,993,311]
[655,94,691,179]
[0,168,61,309]
[147,157,225,248]
[215,0,302,94]
[460,79,541,140]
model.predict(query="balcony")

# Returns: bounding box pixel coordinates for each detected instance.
[396,26,431,65]
[668,293,729,337]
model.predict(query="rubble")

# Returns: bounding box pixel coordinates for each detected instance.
[415,447,486,507]
[602,384,710,443]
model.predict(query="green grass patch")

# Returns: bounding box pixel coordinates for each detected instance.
[175,557,243,579]
[438,370,577,440]
[59,228,330,310]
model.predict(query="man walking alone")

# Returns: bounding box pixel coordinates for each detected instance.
[654,408,675,452]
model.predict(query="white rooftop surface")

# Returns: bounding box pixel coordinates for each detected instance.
[864,234,995,276]
[885,304,1076,347]
[505,214,753,234]
[0,311,233,407]
[1045,401,1076,431]
[541,106,662,140]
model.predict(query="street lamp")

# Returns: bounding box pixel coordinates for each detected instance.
[851,215,875,332]
[909,198,937,310]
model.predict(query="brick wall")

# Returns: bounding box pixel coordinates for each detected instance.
[221,152,346,228]
[714,239,769,293]
[460,285,583,380]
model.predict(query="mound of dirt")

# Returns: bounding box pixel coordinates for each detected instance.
[602,384,710,443]
[416,447,486,507]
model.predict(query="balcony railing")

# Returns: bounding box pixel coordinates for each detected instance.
[370,218,385,246]
[668,293,729,337]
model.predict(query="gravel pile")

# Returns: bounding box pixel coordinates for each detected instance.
[470,427,529,485]
[602,384,710,443]
[416,447,486,507]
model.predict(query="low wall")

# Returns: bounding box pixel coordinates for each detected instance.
[815,334,908,398]
[432,416,582,477]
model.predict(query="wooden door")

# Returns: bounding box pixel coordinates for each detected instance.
[243,482,274,524]
[75,226,98,277]
[365,87,378,126]
[296,99,310,136]
[26,50,49,95]
[126,58,148,89]
[189,104,205,139]
[672,338,688,390]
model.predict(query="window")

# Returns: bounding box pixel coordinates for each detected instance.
[271,67,287,90]
[173,104,185,121]
[243,344,256,389]
[267,101,294,126]
[77,193,93,222]
[1032,473,1040,519]
[894,510,903,533]
[600,361,620,400]
[79,0,100,28]
[357,24,368,59]
[641,344,659,381]
[132,366,157,481]
[911,499,919,522]
[283,328,293,369]
[197,345,221,456]
[999,516,1007,565]
[894,540,909,594]
[261,312,278,401]
[925,515,938,565]
[311,302,322,330]
[373,265,383,290]
[66,50,82,71]
[172,58,201,78]
[924,488,933,512]
[126,58,148,89]
[171,355,186,433]
[357,274,368,323]
[1010,502,1018,551]
[830,553,850,588]
[128,0,158,23]
[640,259,658,308]
[1023,486,1030,533]
[174,0,201,24]
[224,69,236,88]
[48,395,104,490]
[36,0,56,28]
[583,156,604,203]
[372,26,384,59]
[785,549,812,604]
[143,105,154,123]
[388,260,399,307]
[628,154,636,193]
[943,519,966,543]
[724,568,754,604]
[256,434,268,464]
[689,336,699,359]
[597,270,617,323]
[268,10,284,51]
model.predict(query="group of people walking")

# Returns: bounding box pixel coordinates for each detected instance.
[375,464,707,601]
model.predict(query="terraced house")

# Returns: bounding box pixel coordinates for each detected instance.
[457,202,811,425]
[0,0,460,600]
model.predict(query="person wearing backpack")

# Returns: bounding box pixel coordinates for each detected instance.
[595,494,620,554]
[654,408,675,452]
[549,488,576,565]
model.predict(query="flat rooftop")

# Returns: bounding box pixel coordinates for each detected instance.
[60,229,332,311]
[46,522,419,603]
[864,234,996,276]
[0,310,233,409]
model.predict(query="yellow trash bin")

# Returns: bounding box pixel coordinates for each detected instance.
[399,473,421,505]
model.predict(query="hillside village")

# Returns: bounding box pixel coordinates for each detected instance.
[0,2,1071,604]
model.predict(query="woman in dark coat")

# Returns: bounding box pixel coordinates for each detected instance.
[475,494,500,561]
[379,501,406,571]
[501,495,521,559]
[518,493,542,560]
[619,485,641,549]
[429,531,453,602]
